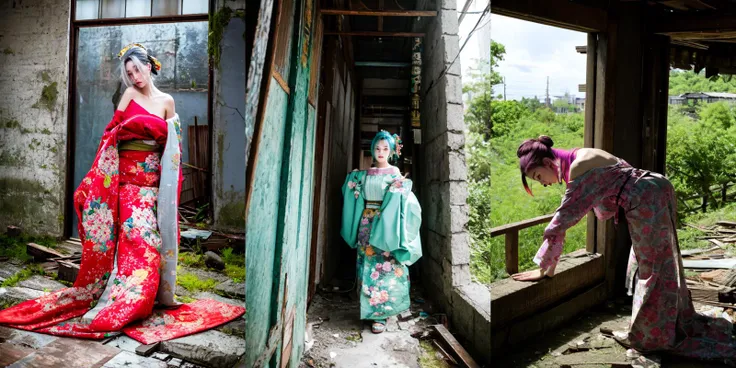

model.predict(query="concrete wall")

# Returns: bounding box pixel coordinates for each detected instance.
[0,0,71,236]
[418,0,490,363]
[212,0,247,232]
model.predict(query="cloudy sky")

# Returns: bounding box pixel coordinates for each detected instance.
[489,14,587,101]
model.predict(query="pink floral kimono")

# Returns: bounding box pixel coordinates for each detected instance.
[535,160,736,360]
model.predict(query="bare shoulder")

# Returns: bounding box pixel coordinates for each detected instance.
[117,87,138,111]
[569,148,619,180]
[158,93,175,118]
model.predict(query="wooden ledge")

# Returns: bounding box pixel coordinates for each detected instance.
[491,249,604,329]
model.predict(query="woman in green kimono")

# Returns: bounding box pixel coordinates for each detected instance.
[341,130,423,334]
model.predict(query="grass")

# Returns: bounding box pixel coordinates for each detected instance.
[221,248,245,283]
[418,340,451,368]
[178,252,204,268]
[176,295,196,303]
[177,272,218,292]
[1,264,47,287]
[677,202,736,250]
[0,234,59,263]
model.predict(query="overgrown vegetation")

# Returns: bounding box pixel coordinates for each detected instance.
[418,340,452,368]
[177,271,219,292]
[1,264,47,287]
[222,248,245,283]
[0,234,58,263]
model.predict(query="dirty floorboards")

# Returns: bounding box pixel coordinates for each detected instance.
[496,299,734,368]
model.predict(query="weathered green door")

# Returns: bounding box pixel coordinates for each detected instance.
[245,0,316,366]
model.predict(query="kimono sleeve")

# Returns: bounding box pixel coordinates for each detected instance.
[533,174,606,271]
[370,179,423,266]
[340,170,366,248]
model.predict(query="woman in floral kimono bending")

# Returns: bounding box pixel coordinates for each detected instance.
[341,131,423,334]
[513,135,736,362]
[0,43,243,344]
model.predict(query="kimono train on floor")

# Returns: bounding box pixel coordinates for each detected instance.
[0,100,244,344]
[341,166,422,320]
[534,160,736,360]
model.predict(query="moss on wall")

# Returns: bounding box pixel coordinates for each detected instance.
[33,82,58,112]
[217,199,245,229]
[208,7,234,69]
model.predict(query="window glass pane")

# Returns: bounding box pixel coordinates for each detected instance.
[152,0,180,16]
[75,0,99,20]
[182,0,207,14]
[72,21,208,238]
[101,0,125,18]
[125,0,151,17]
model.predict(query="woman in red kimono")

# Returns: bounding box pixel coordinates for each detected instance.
[0,43,244,344]
[512,136,736,363]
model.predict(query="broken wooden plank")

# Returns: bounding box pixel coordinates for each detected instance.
[6,226,20,237]
[431,324,480,368]
[699,269,727,282]
[681,245,721,257]
[685,223,715,232]
[717,221,736,227]
[432,339,458,365]
[714,266,736,287]
[135,341,160,356]
[57,260,80,283]
[683,259,736,269]
[27,243,65,261]
[707,239,726,248]
[689,286,736,305]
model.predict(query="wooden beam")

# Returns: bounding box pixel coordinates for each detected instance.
[490,214,553,237]
[668,31,736,41]
[652,14,736,33]
[431,325,480,368]
[27,243,65,261]
[320,9,437,17]
[584,32,597,254]
[324,31,424,37]
[491,0,607,33]
[378,0,384,31]
[505,231,519,275]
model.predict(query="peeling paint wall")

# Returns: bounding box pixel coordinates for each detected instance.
[212,0,247,232]
[0,0,71,235]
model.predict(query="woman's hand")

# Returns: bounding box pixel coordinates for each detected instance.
[511,269,547,282]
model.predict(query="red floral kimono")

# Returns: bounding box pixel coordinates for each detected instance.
[0,100,244,344]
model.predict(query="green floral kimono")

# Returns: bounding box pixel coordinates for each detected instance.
[341,166,423,320]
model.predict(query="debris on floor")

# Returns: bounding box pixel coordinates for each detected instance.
[299,285,480,368]
[0,235,245,368]
[497,301,735,368]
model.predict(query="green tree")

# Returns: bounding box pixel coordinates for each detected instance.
[669,69,736,95]
[700,101,734,129]
[464,59,491,140]
[521,96,543,112]
[666,106,736,213]
[490,41,506,92]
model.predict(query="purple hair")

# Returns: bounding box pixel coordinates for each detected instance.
[517,136,556,196]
